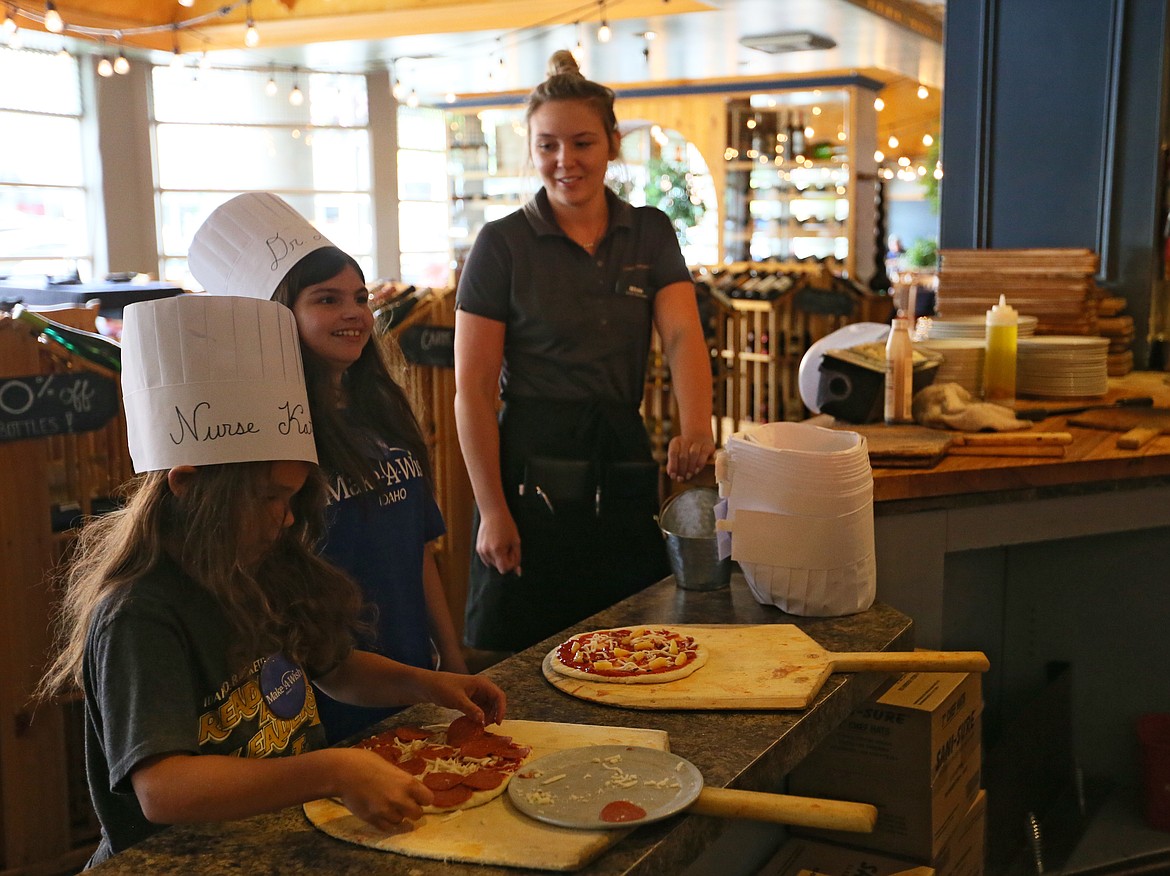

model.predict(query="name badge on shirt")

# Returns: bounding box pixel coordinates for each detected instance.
[616,265,652,299]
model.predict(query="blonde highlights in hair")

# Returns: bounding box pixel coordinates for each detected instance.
[526,49,619,144]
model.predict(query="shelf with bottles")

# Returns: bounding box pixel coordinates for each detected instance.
[446,108,530,261]
[724,91,868,274]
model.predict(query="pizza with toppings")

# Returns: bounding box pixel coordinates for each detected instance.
[549,627,708,684]
[354,716,531,812]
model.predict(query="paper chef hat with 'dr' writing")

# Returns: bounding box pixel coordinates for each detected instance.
[187,192,335,300]
[121,295,317,472]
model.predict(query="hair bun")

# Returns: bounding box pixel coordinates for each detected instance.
[547,49,581,78]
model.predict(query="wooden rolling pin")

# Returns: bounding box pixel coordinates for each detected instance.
[948,431,1072,456]
[688,787,877,833]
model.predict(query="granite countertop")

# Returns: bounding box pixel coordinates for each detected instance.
[90,573,913,876]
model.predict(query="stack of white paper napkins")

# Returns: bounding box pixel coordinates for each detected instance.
[714,421,875,616]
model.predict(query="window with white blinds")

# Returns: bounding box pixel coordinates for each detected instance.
[0,46,90,280]
[151,65,374,288]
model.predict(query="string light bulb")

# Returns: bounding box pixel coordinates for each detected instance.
[922,133,934,147]
[596,1,610,43]
[406,88,419,108]
[97,56,114,77]
[43,1,62,33]
[265,68,277,97]
[392,77,405,101]
[114,50,129,74]
[244,1,259,47]
[917,84,929,99]
[288,68,303,106]
[178,0,195,6]
[873,96,885,111]
[887,135,899,149]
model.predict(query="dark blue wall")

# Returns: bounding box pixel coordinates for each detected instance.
[940,0,1169,364]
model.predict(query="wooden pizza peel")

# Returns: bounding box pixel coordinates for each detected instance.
[303,718,876,870]
[1069,406,1170,449]
[541,625,988,710]
[303,719,669,870]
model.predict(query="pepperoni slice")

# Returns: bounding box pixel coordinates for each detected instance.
[395,756,427,775]
[461,769,505,790]
[445,715,486,747]
[458,738,500,759]
[495,742,531,761]
[429,785,474,809]
[394,725,433,742]
[422,770,465,791]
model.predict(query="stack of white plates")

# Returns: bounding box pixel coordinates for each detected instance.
[715,422,875,617]
[1017,336,1109,397]
[918,315,1038,340]
[915,339,985,395]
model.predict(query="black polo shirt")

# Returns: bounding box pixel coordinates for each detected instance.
[456,187,691,406]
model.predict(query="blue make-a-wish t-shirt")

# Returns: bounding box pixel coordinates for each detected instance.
[313,434,446,745]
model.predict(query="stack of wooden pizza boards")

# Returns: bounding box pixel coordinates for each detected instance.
[936,248,1100,329]
[935,247,1133,376]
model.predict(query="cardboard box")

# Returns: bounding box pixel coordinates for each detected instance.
[930,790,986,876]
[796,671,982,788]
[787,672,983,860]
[762,790,986,876]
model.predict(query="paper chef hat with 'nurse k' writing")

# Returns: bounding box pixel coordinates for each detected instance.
[121,295,317,473]
[187,192,335,300]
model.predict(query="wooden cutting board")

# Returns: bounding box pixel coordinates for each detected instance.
[303,719,668,871]
[833,423,954,468]
[542,624,987,710]
[1069,407,1170,449]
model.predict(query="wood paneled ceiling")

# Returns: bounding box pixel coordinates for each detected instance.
[10,0,944,159]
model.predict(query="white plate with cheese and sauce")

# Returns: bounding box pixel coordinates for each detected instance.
[507,745,877,832]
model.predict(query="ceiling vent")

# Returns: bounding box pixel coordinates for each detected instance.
[740,30,837,54]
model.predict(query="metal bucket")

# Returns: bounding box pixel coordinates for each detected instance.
[659,487,731,591]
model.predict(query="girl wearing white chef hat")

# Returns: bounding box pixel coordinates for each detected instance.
[189,192,470,747]
[37,294,505,867]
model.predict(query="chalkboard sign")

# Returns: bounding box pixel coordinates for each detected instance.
[399,324,455,369]
[0,371,120,443]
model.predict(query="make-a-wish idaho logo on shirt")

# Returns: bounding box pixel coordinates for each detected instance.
[260,652,307,719]
[327,446,423,508]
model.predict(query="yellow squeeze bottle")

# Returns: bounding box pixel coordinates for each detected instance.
[982,294,1018,406]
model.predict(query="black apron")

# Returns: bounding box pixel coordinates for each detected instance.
[463,396,669,652]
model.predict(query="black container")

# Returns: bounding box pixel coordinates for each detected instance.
[817,347,941,424]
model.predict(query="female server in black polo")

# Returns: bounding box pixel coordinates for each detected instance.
[454,51,714,653]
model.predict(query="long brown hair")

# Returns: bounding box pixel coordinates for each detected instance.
[272,247,434,490]
[38,462,368,699]
[526,50,618,144]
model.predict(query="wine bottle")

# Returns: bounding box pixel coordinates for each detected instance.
[790,112,807,161]
[11,304,122,371]
[373,285,429,333]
